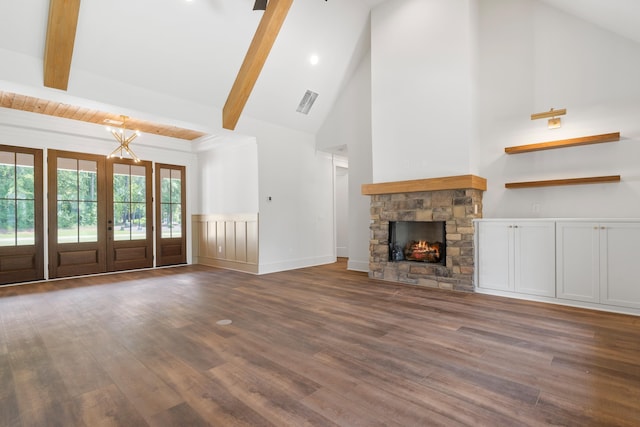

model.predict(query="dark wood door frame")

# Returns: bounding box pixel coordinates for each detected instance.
[106,158,153,272]
[7,148,188,282]
[0,145,44,285]
[47,150,107,279]
[155,163,186,266]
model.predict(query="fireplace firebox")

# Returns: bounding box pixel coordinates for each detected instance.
[389,221,446,264]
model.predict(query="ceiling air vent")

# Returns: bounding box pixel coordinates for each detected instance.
[296,90,318,115]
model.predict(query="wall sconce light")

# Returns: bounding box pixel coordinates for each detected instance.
[531,108,566,129]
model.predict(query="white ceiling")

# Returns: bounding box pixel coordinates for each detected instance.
[539,0,640,44]
[0,0,384,137]
[0,0,638,140]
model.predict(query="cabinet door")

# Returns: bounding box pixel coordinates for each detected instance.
[477,221,513,291]
[600,223,640,309]
[514,222,556,297]
[556,222,599,303]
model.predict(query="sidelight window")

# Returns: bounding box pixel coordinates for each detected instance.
[160,168,182,238]
[0,151,36,246]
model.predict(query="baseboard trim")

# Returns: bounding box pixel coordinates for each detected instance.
[475,287,640,317]
[347,259,369,272]
[195,257,259,274]
[258,255,336,275]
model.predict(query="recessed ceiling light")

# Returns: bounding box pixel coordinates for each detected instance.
[310,54,319,66]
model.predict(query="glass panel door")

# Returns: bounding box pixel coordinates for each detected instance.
[48,150,106,278]
[56,158,99,243]
[0,145,43,284]
[156,164,186,266]
[107,159,153,271]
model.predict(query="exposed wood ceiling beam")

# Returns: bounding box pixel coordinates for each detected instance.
[222,0,294,130]
[0,91,207,141]
[44,0,81,90]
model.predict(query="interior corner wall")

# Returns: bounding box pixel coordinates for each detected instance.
[477,0,640,218]
[317,50,374,272]
[237,118,336,274]
[370,0,477,183]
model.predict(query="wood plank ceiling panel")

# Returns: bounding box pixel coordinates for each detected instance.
[0,91,207,141]
[222,0,294,130]
[44,0,82,90]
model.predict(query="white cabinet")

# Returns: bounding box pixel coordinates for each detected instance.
[602,223,640,309]
[477,219,640,314]
[556,222,600,303]
[477,221,556,297]
[477,221,512,292]
[557,221,640,309]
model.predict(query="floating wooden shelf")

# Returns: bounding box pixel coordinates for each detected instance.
[505,175,621,189]
[505,132,620,154]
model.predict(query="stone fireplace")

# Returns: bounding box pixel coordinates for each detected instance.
[362,175,486,292]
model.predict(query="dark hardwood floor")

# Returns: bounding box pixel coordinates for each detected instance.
[1,259,639,426]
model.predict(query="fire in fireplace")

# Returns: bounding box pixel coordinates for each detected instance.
[389,221,446,264]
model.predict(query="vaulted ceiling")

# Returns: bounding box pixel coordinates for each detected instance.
[539,0,640,44]
[0,0,638,142]
[0,0,385,140]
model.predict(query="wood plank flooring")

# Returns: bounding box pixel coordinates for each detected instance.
[0,259,639,426]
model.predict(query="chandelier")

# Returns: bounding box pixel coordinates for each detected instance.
[106,115,141,162]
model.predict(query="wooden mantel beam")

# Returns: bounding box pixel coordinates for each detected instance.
[362,175,487,195]
[44,0,81,90]
[222,0,293,130]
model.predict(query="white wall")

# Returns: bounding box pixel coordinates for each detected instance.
[478,0,640,218]
[317,50,374,272]
[195,135,259,215]
[237,118,336,274]
[318,0,640,277]
[0,108,199,273]
[365,0,640,219]
[335,165,349,258]
[371,0,478,182]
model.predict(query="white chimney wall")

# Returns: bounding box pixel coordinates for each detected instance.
[371,0,478,183]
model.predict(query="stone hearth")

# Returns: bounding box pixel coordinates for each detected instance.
[362,175,486,292]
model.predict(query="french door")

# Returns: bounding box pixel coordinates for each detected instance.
[155,164,186,266]
[0,145,44,285]
[107,159,153,271]
[48,151,106,278]
[48,150,153,278]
